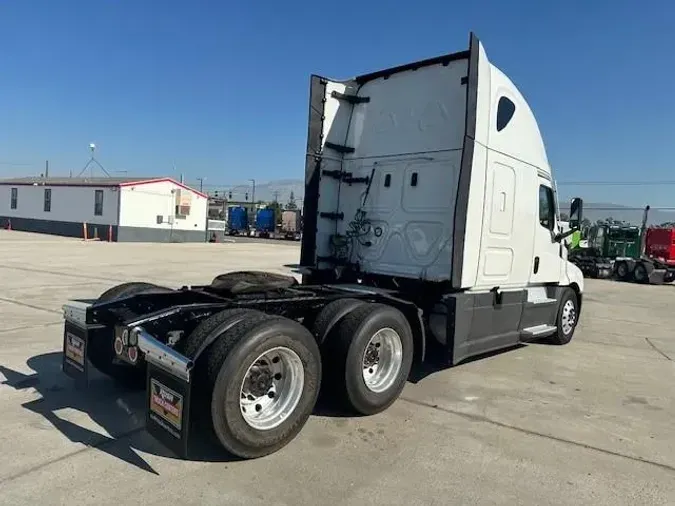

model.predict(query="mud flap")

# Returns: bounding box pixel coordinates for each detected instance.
[62,321,89,385]
[595,263,613,279]
[146,362,192,459]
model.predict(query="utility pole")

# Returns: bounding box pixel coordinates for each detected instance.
[249,179,256,227]
[196,177,206,193]
[272,190,280,202]
[45,160,49,178]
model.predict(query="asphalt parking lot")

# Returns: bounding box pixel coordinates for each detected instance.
[1,230,674,505]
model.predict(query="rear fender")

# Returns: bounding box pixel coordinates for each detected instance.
[372,294,426,366]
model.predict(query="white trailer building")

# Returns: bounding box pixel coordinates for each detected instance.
[0,177,208,242]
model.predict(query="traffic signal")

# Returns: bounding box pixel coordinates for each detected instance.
[228,191,233,199]
[245,192,249,201]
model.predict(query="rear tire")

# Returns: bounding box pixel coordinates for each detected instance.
[633,262,649,283]
[180,308,263,360]
[324,303,414,416]
[207,315,321,459]
[615,261,629,280]
[547,288,578,345]
[310,298,366,344]
[89,282,172,388]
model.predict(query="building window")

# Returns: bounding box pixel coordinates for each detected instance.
[173,189,192,220]
[175,205,191,219]
[94,190,104,216]
[496,96,516,132]
[539,185,555,230]
[10,188,17,209]
[44,188,51,212]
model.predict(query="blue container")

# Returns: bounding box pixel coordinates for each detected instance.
[227,206,248,232]
[255,209,276,233]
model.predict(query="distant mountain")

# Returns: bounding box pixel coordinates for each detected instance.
[559,202,675,226]
[199,178,674,227]
[198,179,305,206]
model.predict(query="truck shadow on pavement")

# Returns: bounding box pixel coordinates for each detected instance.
[2,343,531,474]
[0,352,242,475]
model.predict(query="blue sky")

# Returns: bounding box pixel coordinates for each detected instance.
[0,1,673,206]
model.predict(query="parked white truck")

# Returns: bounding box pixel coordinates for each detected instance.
[60,32,584,460]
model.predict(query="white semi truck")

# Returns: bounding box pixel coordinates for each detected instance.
[60,33,584,460]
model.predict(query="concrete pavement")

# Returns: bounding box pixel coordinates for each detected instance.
[0,230,673,505]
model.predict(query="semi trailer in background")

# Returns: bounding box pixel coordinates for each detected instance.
[254,208,276,238]
[227,206,249,236]
[60,33,584,460]
[280,209,302,240]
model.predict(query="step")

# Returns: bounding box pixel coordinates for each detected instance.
[521,324,557,338]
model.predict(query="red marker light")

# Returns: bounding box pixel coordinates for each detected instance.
[114,337,124,356]
[127,346,138,364]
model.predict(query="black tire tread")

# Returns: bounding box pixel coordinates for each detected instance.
[311,298,365,344]
[206,312,278,386]
[181,308,263,360]
[98,282,171,302]
[210,271,297,294]
[547,288,578,345]
[327,303,413,414]
[207,315,320,458]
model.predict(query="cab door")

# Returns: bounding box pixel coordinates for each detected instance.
[530,180,563,284]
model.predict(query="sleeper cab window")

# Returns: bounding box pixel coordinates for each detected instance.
[538,185,555,230]
[496,96,516,132]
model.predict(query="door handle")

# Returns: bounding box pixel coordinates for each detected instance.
[533,256,540,274]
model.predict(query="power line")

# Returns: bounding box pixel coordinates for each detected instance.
[558,181,675,186]
[559,206,675,211]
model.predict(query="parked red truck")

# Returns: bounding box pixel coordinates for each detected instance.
[645,228,675,265]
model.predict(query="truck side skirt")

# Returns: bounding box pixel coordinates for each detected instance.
[437,285,567,365]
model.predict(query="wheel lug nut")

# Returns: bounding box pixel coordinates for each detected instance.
[274,373,282,380]
[268,391,275,399]
[255,404,262,412]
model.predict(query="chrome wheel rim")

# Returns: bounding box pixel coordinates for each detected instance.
[239,346,304,431]
[361,328,403,393]
[561,300,576,335]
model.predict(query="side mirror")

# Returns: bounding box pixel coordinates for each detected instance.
[568,197,583,230]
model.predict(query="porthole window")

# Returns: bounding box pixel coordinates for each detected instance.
[496,96,516,132]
